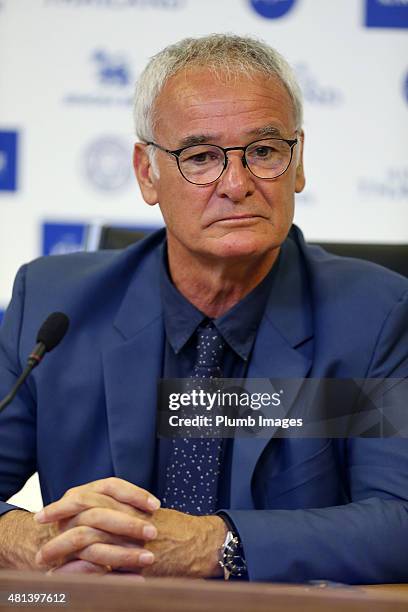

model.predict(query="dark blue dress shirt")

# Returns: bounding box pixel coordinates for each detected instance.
[155,243,281,508]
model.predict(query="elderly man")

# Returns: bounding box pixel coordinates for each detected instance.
[0,34,407,583]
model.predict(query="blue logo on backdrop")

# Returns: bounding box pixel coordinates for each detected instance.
[294,65,343,106]
[0,131,18,192]
[83,136,132,192]
[63,49,133,107]
[250,0,296,19]
[366,0,408,29]
[357,167,408,200]
[42,223,87,256]
[92,50,130,87]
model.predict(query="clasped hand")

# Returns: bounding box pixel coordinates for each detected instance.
[34,477,159,575]
[34,477,225,578]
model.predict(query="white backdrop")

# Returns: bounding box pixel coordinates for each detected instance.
[1,0,407,316]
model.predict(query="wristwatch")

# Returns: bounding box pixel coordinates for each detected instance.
[219,528,248,580]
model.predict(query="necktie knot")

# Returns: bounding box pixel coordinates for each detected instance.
[195,322,225,377]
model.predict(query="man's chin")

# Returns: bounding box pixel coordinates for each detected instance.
[205,233,279,261]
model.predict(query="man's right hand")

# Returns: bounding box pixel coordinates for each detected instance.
[0,478,160,573]
[0,509,56,570]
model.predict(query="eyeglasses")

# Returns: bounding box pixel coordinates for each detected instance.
[146,137,298,185]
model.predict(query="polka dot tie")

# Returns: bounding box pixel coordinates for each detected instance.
[162,322,225,514]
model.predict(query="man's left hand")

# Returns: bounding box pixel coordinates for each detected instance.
[141,508,227,578]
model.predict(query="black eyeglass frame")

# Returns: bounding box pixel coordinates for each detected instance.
[145,137,298,185]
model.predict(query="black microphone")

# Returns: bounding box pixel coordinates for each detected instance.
[0,312,69,413]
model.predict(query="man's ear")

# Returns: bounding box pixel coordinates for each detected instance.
[295,130,306,194]
[133,143,159,205]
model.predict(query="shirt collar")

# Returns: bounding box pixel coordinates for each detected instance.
[160,242,280,360]
[160,244,206,354]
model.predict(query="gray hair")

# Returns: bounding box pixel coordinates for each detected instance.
[133,33,303,168]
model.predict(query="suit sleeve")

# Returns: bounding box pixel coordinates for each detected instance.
[0,265,37,516]
[222,288,408,583]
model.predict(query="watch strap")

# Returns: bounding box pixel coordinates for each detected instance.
[218,519,248,580]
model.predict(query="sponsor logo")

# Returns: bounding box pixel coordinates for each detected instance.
[62,49,133,108]
[0,130,18,192]
[82,136,132,191]
[365,0,408,28]
[249,0,296,19]
[294,64,343,106]
[42,222,87,256]
[357,167,408,200]
[93,50,130,87]
[44,0,186,9]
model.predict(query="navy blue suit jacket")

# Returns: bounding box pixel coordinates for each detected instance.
[0,226,407,583]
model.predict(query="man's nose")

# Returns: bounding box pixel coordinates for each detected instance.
[215,152,255,202]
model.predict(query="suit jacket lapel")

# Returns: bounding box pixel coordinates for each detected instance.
[102,244,164,489]
[230,235,314,508]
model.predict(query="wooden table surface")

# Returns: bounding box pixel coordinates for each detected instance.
[1,571,408,612]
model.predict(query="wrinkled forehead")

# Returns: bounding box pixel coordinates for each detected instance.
[151,66,297,141]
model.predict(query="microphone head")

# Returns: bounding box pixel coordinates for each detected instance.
[36,312,70,352]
